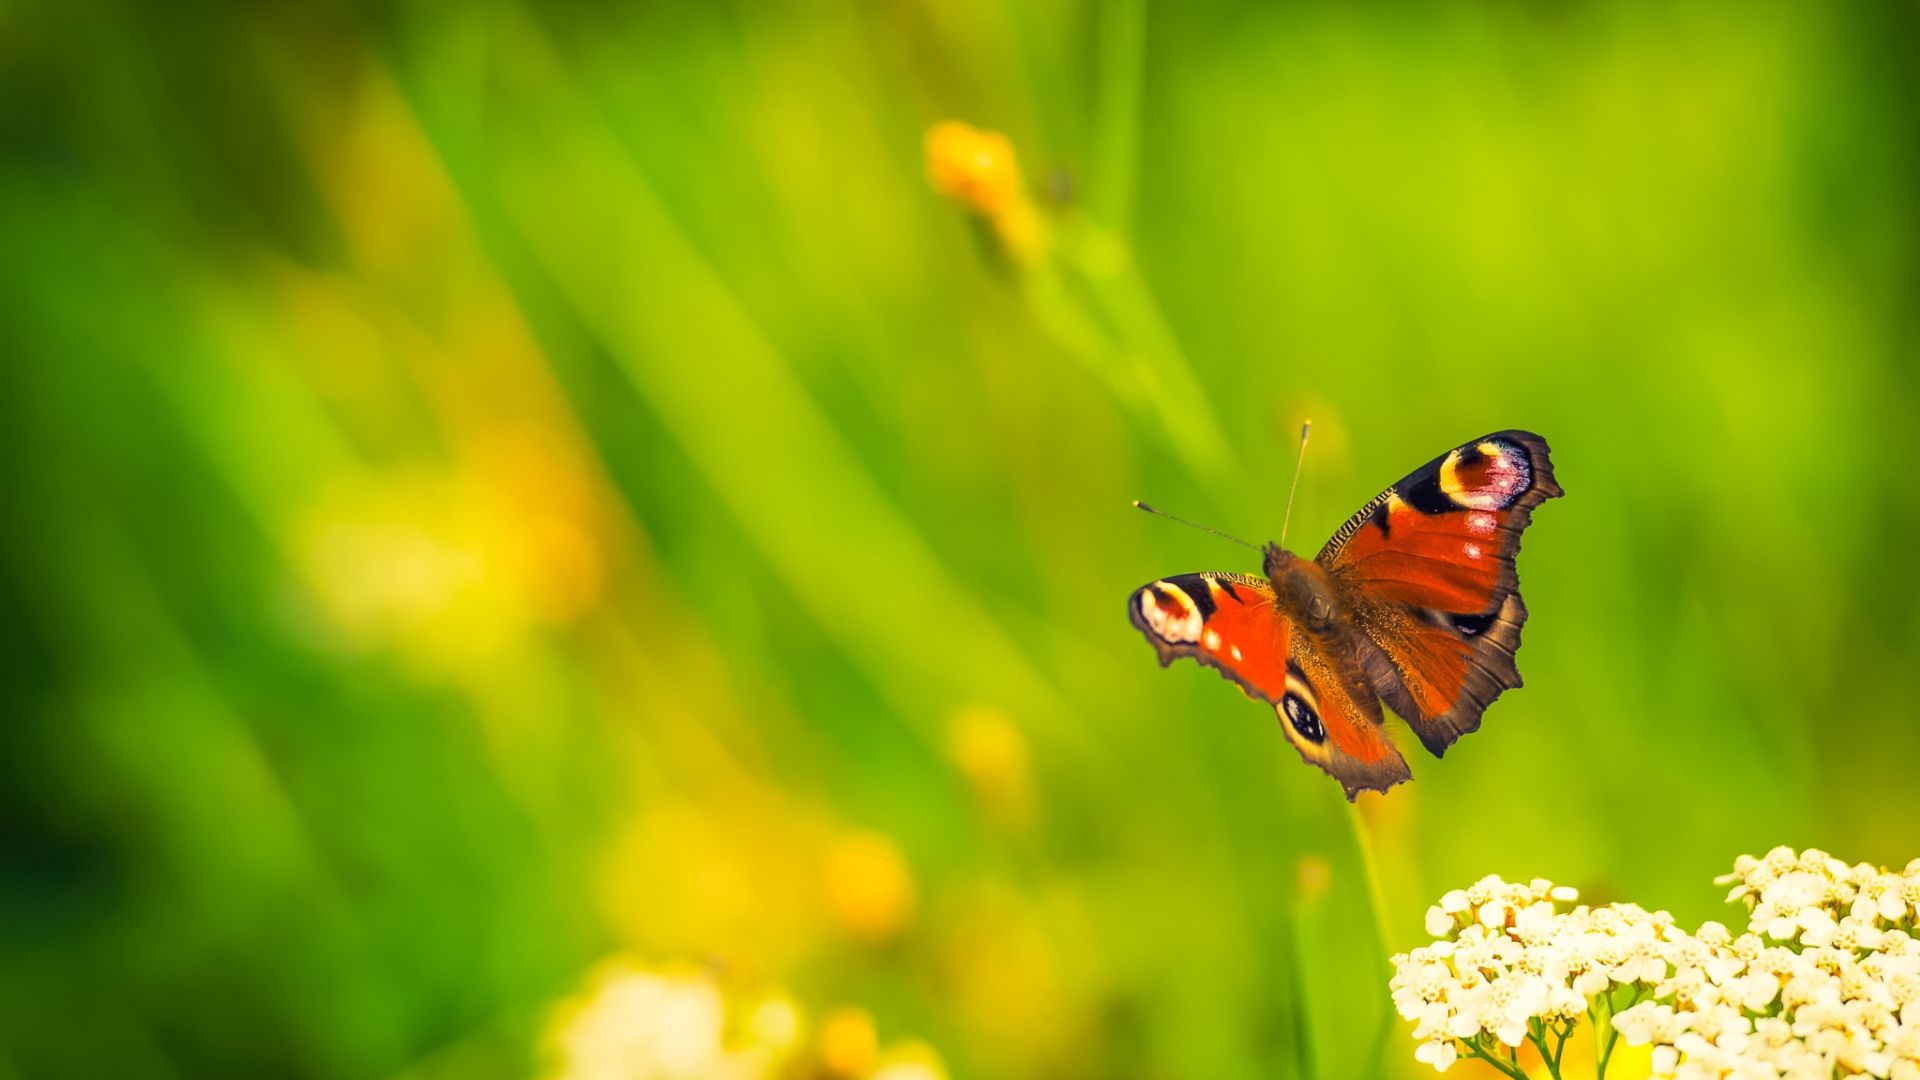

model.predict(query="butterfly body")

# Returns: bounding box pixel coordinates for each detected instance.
[1130,431,1561,799]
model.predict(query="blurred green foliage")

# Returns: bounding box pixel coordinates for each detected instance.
[2,1,1917,1077]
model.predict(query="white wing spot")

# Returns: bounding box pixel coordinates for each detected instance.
[1139,584,1203,644]
[1230,644,1243,661]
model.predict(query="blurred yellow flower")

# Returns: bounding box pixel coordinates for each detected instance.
[598,799,817,971]
[745,994,802,1056]
[924,121,1023,217]
[943,705,1034,828]
[817,1007,879,1076]
[924,121,1044,264]
[472,424,607,626]
[294,435,609,671]
[297,472,510,670]
[821,830,916,943]
[869,1040,949,1080]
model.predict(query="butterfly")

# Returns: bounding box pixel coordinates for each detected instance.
[1129,431,1561,799]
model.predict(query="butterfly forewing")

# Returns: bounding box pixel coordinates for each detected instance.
[1129,573,1287,697]
[1318,431,1561,756]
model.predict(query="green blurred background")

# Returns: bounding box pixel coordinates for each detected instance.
[3,1,1917,1077]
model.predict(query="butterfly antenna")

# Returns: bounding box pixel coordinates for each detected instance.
[1131,500,1259,551]
[1279,420,1312,548]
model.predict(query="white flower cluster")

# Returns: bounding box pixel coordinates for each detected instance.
[1613,847,1920,1080]
[1392,849,1920,1080]
[1391,874,1671,1073]
[546,961,801,1080]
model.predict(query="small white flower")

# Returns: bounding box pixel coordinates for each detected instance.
[1512,901,1560,944]
[1574,967,1613,997]
[1798,909,1840,948]
[1617,1003,1680,1046]
[1543,984,1586,1021]
[1414,1038,1458,1072]
[1729,972,1781,1012]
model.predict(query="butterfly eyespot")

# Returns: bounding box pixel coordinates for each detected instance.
[1137,582,1203,644]
[1281,693,1326,745]
[1439,440,1532,512]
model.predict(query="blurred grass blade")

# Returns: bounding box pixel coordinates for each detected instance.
[474,15,1085,747]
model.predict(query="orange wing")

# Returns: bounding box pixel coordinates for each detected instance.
[1317,432,1562,756]
[1129,573,1409,798]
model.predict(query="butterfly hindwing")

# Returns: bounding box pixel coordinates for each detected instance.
[1317,431,1561,756]
[1281,639,1412,799]
[1129,573,1410,798]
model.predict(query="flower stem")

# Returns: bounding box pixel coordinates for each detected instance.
[1052,217,1235,480]
[1463,1041,1530,1080]
[1345,803,1401,1075]
[1526,1023,1563,1080]
[1594,988,1635,1079]
[1347,801,1397,957]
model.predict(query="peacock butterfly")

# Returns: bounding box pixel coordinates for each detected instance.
[1129,430,1561,799]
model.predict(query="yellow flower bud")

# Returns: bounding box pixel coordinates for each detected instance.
[818,1006,878,1076]
[821,829,916,943]
[943,706,1034,827]
[924,121,1025,218]
[925,121,1048,264]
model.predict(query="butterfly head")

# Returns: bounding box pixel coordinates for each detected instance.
[1264,543,1340,632]
[1261,542,1295,580]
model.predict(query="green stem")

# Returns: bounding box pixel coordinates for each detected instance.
[1595,988,1636,1080]
[1464,1041,1530,1080]
[1284,879,1322,1080]
[1346,801,1398,958]
[1343,804,1401,1078]
[1596,1026,1620,1080]
[1094,258,1234,477]
[1051,217,1235,480]
[1020,264,1121,376]
[1526,1023,1562,1080]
